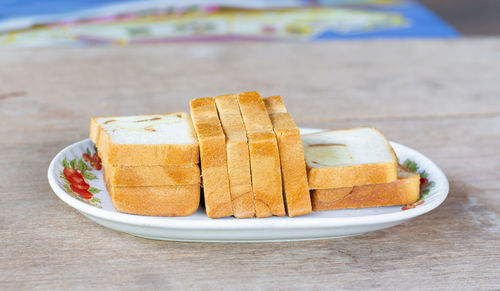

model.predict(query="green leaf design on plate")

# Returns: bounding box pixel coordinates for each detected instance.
[63,183,72,193]
[78,159,87,174]
[403,159,419,173]
[62,158,69,168]
[401,158,437,210]
[70,159,77,169]
[88,187,101,194]
[83,171,97,180]
[86,148,91,156]
[60,171,69,183]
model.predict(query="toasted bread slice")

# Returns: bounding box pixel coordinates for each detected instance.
[302,127,398,189]
[190,97,233,218]
[215,94,255,218]
[101,159,200,187]
[237,92,285,217]
[263,95,311,217]
[311,165,420,210]
[102,164,199,216]
[104,182,200,216]
[89,113,199,166]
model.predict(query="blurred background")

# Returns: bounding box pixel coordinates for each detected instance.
[3,0,498,47]
[2,2,500,289]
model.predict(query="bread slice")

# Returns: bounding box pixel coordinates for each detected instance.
[263,95,311,217]
[89,113,199,166]
[311,165,420,210]
[237,92,285,217]
[215,94,255,218]
[302,127,398,189]
[101,159,200,187]
[104,182,200,216]
[190,97,233,218]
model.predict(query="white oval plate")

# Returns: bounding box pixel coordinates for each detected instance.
[48,128,449,242]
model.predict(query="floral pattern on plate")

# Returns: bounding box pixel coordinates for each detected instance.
[57,144,433,213]
[59,147,103,207]
[48,133,449,242]
[401,159,436,211]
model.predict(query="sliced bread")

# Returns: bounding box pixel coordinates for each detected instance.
[101,159,200,187]
[263,95,311,217]
[102,166,200,216]
[237,92,285,217]
[89,113,199,166]
[311,165,420,210]
[215,94,255,218]
[190,97,233,218]
[105,183,200,216]
[302,127,398,189]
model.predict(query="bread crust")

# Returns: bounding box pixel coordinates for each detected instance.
[262,95,288,114]
[102,159,200,186]
[89,117,100,145]
[105,182,201,216]
[190,97,233,218]
[264,96,312,217]
[215,94,255,218]
[311,166,420,210]
[237,92,285,217]
[307,161,398,189]
[89,114,199,166]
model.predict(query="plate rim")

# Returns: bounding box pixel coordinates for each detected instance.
[48,128,449,230]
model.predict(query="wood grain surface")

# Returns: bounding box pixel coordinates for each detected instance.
[0,39,499,290]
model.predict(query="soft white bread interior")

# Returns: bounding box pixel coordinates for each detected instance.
[96,113,196,145]
[311,165,420,210]
[90,113,199,166]
[302,127,398,189]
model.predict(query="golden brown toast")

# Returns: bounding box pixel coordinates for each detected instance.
[190,97,233,218]
[302,127,398,189]
[101,159,200,187]
[264,95,312,217]
[215,94,255,218]
[237,92,285,217]
[89,113,199,166]
[311,166,420,210]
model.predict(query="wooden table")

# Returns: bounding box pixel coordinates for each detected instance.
[1,39,499,290]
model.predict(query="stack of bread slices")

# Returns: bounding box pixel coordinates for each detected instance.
[89,92,420,219]
[301,127,420,211]
[89,113,201,216]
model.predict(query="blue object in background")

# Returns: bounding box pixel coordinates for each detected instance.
[0,0,459,39]
[0,0,138,20]
[314,1,459,39]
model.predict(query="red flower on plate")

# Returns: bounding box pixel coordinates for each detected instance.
[83,151,102,170]
[63,167,93,200]
[60,148,102,207]
[401,159,436,211]
[420,177,429,189]
[402,200,424,211]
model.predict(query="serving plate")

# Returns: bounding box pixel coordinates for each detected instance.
[47,128,449,242]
